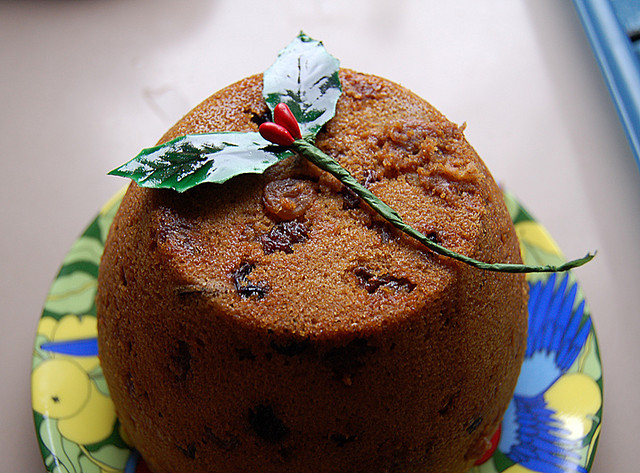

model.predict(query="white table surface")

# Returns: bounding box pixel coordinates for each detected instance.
[2,1,638,472]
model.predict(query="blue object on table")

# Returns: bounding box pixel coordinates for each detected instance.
[610,0,640,72]
[572,0,640,171]
[609,0,640,50]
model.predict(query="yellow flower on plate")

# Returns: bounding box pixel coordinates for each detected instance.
[49,314,100,372]
[515,221,563,257]
[57,380,117,445]
[515,221,566,273]
[544,373,602,440]
[32,358,91,420]
[32,314,117,446]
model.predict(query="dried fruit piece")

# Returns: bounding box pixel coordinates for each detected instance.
[329,433,358,447]
[341,186,360,209]
[168,340,191,382]
[248,404,289,442]
[323,338,377,382]
[261,220,308,254]
[179,443,196,459]
[203,426,241,452]
[342,170,378,209]
[354,267,416,294]
[263,178,316,220]
[232,263,269,299]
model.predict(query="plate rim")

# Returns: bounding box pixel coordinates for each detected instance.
[31,190,603,473]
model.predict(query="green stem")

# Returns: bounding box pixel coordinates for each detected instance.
[292,139,595,273]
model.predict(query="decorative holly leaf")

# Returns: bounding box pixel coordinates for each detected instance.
[109,32,339,194]
[109,132,292,192]
[263,31,342,139]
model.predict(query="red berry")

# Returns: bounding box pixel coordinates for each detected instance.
[274,103,302,139]
[259,122,295,146]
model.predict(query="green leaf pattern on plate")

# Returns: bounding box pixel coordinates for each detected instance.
[32,192,602,473]
[32,195,130,473]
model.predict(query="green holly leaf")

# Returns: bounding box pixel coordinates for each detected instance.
[109,132,292,192]
[109,32,341,193]
[263,31,342,139]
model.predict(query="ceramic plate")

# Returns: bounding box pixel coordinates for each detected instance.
[31,190,602,473]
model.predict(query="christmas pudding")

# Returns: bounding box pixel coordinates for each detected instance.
[97,33,530,473]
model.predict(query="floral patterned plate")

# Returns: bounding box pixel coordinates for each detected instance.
[31,189,602,473]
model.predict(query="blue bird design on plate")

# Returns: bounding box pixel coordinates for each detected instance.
[498,273,601,473]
